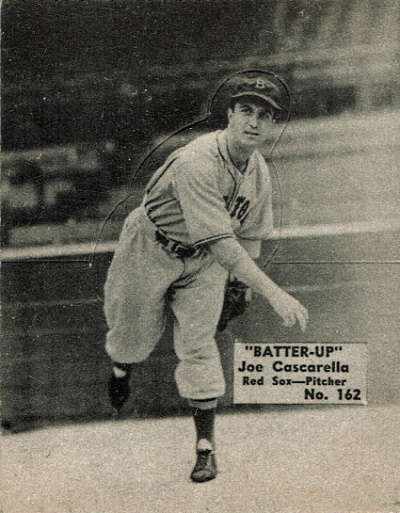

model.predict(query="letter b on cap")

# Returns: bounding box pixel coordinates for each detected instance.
[255,78,268,90]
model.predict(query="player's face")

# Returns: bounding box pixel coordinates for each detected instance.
[227,100,274,149]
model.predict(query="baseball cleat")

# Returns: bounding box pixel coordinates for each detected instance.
[190,448,217,483]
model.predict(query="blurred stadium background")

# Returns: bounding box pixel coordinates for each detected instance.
[1,0,399,431]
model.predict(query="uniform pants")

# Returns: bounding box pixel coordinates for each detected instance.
[104,207,229,399]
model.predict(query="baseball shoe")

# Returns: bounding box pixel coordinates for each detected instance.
[190,439,217,483]
[108,363,133,412]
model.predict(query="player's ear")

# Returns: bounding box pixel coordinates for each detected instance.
[228,108,234,121]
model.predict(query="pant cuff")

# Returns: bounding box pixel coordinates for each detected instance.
[188,398,218,410]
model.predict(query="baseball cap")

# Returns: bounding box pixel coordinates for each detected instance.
[230,76,282,112]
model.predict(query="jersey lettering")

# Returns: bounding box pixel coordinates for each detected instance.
[230,195,250,222]
[231,196,245,217]
[238,199,250,220]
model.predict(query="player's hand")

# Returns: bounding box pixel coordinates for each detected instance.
[267,287,309,331]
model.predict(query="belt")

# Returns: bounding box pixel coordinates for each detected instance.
[155,230,197,258]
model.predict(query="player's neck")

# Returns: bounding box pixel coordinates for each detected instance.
[226,137,253,173]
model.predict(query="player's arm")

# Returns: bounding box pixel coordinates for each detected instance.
[208,237,309,331]
[232,238,262,303]
[172,156,307,329]
[238,238,261,259]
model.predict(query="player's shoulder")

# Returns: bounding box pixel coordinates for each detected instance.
[176,130,221,164]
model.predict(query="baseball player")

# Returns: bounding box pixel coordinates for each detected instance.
[104,71,308,483]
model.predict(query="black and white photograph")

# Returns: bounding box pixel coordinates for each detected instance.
[1,1,399,512]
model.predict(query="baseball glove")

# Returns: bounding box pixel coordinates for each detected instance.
[216,278,250,333]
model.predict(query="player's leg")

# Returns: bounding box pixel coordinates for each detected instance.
[104,209,184,411]
[108,362,135,411]
[188,398,219,482]
[169,258,228,481]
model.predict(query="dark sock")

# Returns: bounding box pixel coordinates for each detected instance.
[108,362,134,411]
[191,401,217,446]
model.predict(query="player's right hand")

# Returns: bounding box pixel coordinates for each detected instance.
[267,287,309,332]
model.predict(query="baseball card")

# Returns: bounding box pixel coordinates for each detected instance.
[1,1,399,512]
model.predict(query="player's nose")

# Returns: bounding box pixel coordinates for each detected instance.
[248,113,259,128]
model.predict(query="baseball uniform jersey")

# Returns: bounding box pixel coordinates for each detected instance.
[104,128,274,400]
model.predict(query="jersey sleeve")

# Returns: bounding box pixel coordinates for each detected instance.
[172,158,235,246]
